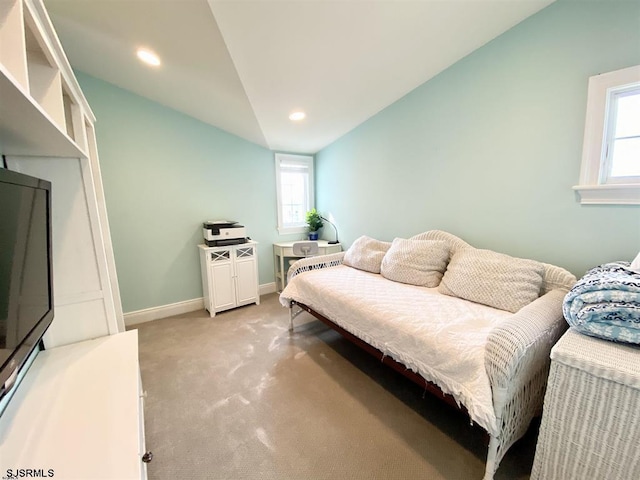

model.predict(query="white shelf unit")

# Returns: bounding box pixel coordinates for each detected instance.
[0,331,148,479]
[0,0,123,347]
[199,242,260,317]
[0,0,145,477]
[0,0,84,158]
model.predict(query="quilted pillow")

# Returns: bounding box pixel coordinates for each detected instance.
[438,248,545,313]
[343,236,391,274]
[381,238,450,287]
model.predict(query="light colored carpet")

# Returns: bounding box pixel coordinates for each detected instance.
[131,293,537,479]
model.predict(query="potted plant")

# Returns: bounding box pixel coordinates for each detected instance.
[305,208,323,240]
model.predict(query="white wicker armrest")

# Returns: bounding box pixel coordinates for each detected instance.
[484,288,568,478]
[287,252,345,281]
[483,288,569,477]
[485,288,568,392]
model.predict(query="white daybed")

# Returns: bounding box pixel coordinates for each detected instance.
[280,230,576,479]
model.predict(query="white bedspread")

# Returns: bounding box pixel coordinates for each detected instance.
[280,265,513,436]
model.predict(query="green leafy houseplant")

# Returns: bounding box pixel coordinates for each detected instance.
[305,208,324,233]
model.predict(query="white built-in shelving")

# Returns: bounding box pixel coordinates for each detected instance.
[0,331,148,479]
[0,0,87,158]
[1,0,124,346]
[0,0,145,476]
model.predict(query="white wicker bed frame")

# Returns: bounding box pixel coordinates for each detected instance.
[284,230,576,480]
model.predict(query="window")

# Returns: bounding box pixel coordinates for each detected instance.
[603,87,640,182]
[574,65,640,204]
[275,153,314,234]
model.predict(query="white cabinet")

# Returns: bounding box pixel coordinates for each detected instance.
[0,331,149,479]
[199,242,260,317]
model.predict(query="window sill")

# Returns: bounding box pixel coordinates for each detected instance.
[277,226,308,235]
[573,184,640,205]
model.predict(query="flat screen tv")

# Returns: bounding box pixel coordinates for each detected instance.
[0,168,53,405]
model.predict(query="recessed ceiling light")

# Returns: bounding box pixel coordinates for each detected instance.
[289,111,306,121]
[136,48,161,67]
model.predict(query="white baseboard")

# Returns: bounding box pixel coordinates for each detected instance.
[124,298,204,327]
[259,282,277,296]
[124,283,278,327]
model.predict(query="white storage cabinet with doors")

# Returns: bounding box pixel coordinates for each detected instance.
[198,242,260,316]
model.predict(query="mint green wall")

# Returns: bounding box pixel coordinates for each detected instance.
[77,72,279,313]
[316,0,640,277]
[78,0,639,312]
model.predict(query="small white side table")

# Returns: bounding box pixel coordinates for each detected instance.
[273,240,342,292]
[532,328,640,480]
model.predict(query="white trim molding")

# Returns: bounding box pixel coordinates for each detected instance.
[259,282,277,296]
[573,184,640,205]
[124,283,278,326]
[575,65,640,205]
[124,298,204,326]
[275,153,314,234]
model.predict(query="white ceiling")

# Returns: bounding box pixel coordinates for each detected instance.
[46,0,555,154]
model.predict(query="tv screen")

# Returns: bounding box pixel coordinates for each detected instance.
[0,168,53,404]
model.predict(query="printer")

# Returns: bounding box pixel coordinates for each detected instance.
[203,220,248,247]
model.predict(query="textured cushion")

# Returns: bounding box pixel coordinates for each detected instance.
[343,236,391,274]
[381,238,450,287]
[438,248,545,313]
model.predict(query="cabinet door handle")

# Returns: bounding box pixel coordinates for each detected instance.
[142,452,154,463]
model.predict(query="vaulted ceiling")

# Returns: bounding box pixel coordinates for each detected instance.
[46,0,555,153]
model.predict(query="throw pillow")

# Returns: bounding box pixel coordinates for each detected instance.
[380,238,450,287]
[342,236,391,274]
[438,248,545,313]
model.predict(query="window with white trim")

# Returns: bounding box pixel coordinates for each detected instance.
[603,87,640,182]
[574,65,640,204]
[275,153,314,234]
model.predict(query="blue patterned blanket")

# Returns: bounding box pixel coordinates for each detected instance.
[563,262,640,344]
